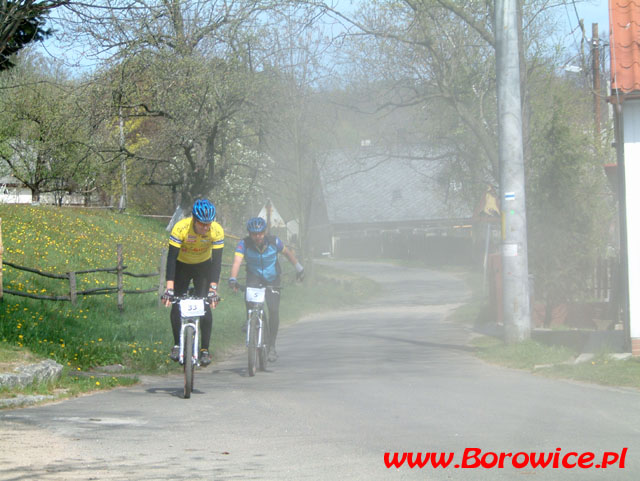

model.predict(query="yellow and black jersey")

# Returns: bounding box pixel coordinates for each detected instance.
[169,217,224,264]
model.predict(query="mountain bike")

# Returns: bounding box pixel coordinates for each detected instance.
[241,284,271,377]
[170,293,216,398]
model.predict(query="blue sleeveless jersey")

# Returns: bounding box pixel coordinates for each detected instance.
[235,236,284,283]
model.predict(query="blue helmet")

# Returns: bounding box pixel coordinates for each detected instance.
[246,217,267,233]
[192,199,216,223]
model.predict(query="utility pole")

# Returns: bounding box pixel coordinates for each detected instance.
[592,23,602,143]
[116,89,127,213]
[495,0,531,342]
[118,105,127,213]
[265,198,272,235]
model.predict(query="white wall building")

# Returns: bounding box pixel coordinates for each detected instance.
[0,176,85,205]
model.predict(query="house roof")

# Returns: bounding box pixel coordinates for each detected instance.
[610,0,640,93]
[317,147,472,226]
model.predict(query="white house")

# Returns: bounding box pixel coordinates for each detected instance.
[0,175,85,205]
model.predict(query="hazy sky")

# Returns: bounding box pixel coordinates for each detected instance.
[572,0,610,34]
[37,1,613,71]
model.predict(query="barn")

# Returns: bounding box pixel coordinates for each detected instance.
[308,146,491,265]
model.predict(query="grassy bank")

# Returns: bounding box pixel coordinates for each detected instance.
[446,269,640,390]
[0,205,376,402]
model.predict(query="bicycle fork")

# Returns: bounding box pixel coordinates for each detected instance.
[179,318,200,365]
[246,308,265,348]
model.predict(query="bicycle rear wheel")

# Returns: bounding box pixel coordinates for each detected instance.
[248,311,258,377]
[184,325,195,398]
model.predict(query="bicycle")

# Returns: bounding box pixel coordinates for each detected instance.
[169,292,217,398]
[240,284,272,377]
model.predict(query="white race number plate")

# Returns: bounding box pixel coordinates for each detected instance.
[245,287,266,303]
[179,299,205,317]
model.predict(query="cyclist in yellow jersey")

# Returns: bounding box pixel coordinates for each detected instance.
[161,199,224,366]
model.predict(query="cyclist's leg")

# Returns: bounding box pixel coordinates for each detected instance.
[193,261,212,351]
[199,308,212,351]
[170,305,181,346]
[266,287,281,350]
[171,263,192,345]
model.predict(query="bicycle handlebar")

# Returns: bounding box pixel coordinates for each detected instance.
[233,283,281,292]
[168,294,220,304]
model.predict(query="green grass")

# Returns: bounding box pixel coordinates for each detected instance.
[0,363,139,404]
[0,204,377,401]
[472,335,640,389]
[444,269,640,390]
[544,354,640,388]
[1,205,174,372]
[0,342,42,364]
[471,336,577,369]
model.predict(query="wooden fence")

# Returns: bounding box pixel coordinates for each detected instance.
[0,240,168,311]
[0,217,279,311]
[0,219,3,301]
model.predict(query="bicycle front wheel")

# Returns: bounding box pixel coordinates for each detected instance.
[248,311,259,377]
[184,325,195,398]
[258,310,268,371]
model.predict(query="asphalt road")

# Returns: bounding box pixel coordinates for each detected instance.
[1,260,639,481]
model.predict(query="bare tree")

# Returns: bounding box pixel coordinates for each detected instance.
[0,0,70,69]
[246,3,342,262]
[53,1,275,215]
[0,53,103,202]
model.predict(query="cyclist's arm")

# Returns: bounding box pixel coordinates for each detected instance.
[165,244,180,290]
[209,248,223,289]
[282,244,304,279]
[282,245,299,266]
[229,252,243,279]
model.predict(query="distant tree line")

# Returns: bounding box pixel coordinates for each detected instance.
[0,0,616,312]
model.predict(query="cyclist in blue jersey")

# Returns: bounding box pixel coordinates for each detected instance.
[228,217,304,362]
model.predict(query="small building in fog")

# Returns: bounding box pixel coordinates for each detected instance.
[0,175,86,205]
[309,146,480,265]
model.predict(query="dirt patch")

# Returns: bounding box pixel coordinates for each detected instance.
[0,421,78,477]
[0,420,124,480]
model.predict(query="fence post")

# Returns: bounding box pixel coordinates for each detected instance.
[0,218,3,302]
[117,243,124,312]
[158,247,167,307]
[69,271,77,305]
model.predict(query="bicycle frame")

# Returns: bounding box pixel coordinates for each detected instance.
[246,305,266,348]
[179,315,200,366]
[174,296,206,364]
[243,285,271,375]
[245,287,267,349]
[171,294,208,398]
